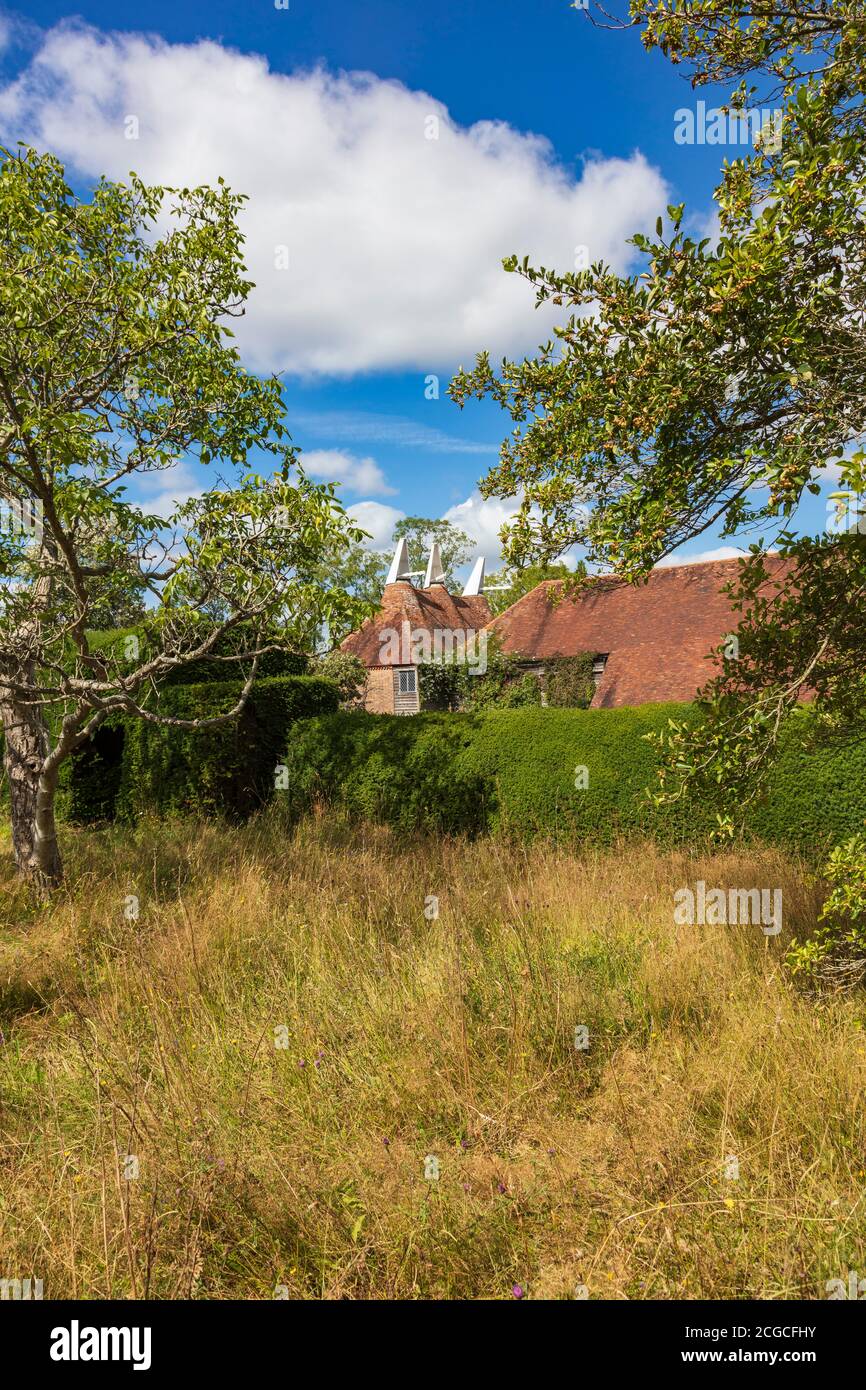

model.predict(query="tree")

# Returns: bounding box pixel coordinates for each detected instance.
[392,516,474,585]
[450,0,866,972]
[453,3,865,583]
[328,540,388,611]
[0,148,364,888]
[304,538,387,644]
[83,567,148,632]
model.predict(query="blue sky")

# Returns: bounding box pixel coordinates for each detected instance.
[0,1,831,577]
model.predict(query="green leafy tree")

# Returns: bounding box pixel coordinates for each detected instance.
[84,570,149,632]
[0,148,365,887]
[392,516,474,585]
[302,538,387,645]
[450,0,866,968]
[788,831,866,987]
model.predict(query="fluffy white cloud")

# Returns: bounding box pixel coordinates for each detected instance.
[347,500,405,549]
[442,492,524,570]
[0,23,668,376]
[443,491,590,572]
[349,490,528,570]
[301,448,395,496]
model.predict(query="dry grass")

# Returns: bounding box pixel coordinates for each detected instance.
[1,810,864,1300]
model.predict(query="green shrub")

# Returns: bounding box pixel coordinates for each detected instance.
[158,646,308,687]
[417,637,542,713]
[311,650,366,706]
[118,674,338,820]
[742,724,866,857]
[787,833,866,986]
[417,660,464,712]
[58,716,125,824]
[469,669,542,710]
[283,704,711,844]
[454,705,711,843]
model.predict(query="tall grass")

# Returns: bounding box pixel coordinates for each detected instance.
[1,811,864,1299]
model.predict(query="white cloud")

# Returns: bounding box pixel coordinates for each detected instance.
[442,490,590,573]
[350,489,533,569]
[0,23,669,377]
[656,545,746,567]
[0,9,35,58]
[301,448,395,496]
[347,500,405,549]
[442,492,522,570]
[293,410,496,455]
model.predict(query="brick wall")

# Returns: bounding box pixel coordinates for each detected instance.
[363,667,394,714]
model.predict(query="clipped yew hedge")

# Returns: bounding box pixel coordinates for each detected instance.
[280,705,866,857]
[62,674,339,823]
[281,709,491,836]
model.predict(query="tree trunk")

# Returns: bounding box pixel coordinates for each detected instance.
[0,678,63,887]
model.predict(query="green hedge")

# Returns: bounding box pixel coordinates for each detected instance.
[281,710,491,836]
[280,706,866,857]
[63,674,339,823]
[745,729,866,856]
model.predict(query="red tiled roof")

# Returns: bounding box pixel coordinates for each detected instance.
[341,581,493,667]
[489,556,792,707]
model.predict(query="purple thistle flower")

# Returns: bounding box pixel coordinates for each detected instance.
[512,1284,524,1300]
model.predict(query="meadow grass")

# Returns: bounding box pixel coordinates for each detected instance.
[1,810,864,1300]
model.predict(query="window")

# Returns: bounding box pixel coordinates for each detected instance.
[592,655,608,688]
[393,666,419,715]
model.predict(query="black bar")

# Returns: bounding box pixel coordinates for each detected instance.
[4,1297,858,1375]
